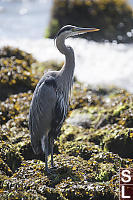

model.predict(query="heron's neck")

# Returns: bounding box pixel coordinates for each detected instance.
[56,35,75,94]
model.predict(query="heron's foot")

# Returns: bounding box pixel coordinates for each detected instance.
[45,164,58,174]
[51,164,58,169]
[45,167,53,174]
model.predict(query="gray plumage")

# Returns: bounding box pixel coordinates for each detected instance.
[29,25,99,172]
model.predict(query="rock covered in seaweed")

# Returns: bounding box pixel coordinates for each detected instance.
[0,46,38,100]
[1,152,132,200]
[0,91,32,125]
[0,46,36,67]
[1,47,133,199]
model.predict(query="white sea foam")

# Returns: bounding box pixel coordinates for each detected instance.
[0,37,133,93]
[0,0,133,92]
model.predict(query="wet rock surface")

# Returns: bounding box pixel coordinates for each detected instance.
[0,47,133,199]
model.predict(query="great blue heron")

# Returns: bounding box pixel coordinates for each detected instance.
[29,25,99,172]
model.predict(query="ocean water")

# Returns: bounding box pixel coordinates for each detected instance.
[129,0,133,5]
[1,37,133,93]
[0,0,133,93]
[0,0,53,39]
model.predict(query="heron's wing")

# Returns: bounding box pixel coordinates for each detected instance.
[29,76,57,154]
[50,89,68,138]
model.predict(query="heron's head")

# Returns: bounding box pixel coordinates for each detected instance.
[56,25,100,39]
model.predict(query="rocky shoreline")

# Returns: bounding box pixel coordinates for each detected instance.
[0,47,133,199]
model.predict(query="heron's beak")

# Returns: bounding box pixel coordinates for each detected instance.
[74,27,100,35]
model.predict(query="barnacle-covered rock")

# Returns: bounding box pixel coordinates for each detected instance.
[103,126,133,158]
[108,90,133,128]
[0,141,23,173]
[60,124,86,144]
[70,83,102,110]
[69,83,108,128]
[48,153,132,199]
[57,180,118,200]
[0,47,38,100]
[0,53,133,200]
[1,150,132,200]
[0,46,36,67]
[32,60,63,78]
[0,158,12,177]
[87,124,133,159]
[59,140,101,160]
[1,116,29,143]
[0,91,32,125]
[0,191,47,200]
[1,160,60,200]
[82,88,133,130]
[0,158,12,195]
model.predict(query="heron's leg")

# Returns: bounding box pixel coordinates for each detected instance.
[51,137,54,168]
[45,136,48,171]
